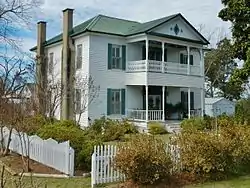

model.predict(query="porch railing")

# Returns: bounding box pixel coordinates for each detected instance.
[190,109,202,117]
[126,109,163,121]
[127,60,201,76]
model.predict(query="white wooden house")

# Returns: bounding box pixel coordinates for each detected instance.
[31,9,209,128]
[205,98,236,117]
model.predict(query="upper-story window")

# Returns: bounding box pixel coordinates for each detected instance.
[48,52,54,74]
[112,45,122,69]
[180,53,193,65]
[108,44,126,70]
[76,44,83,69]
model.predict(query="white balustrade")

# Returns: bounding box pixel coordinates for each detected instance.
[127,60,201,76]
[126,109,163,121]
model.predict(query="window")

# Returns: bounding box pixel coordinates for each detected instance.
[180,53,193,65]
[76,44,82,69]
[48,52,54,74]
[111,45,122,69]
[111,89,121,114]
[108,44,126,70]
[107,88,125,115]
[75,89,81,113]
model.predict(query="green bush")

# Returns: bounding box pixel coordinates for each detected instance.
[217,115,235,128]
[114,134,172,185]
[235,98,250,125]
[181,118,213,131]
[177,125,250,181]
[148,122,168,135]
[37,120,101,171]
[86,117,138,142]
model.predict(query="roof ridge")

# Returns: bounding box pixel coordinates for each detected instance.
[97,14,140,24]
[142,13,180,24]
[86,14,102,30]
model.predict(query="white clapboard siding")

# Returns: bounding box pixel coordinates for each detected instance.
[91,144,180,187]
[0,126,74,176]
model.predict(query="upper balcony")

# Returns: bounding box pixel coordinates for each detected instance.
[125,39,204,87]
[126,40,203,76]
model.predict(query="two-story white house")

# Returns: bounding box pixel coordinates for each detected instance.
[31,8,209,128]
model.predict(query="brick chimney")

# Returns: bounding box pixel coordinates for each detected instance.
[61,8,75,120]
[36,21,47,115]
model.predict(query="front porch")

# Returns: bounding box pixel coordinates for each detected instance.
[126,85,204,122]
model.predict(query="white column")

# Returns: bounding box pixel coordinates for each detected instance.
[162,86,165,121]
[145,85,149,122]
[201,87,204,117]
[188,88,191,119]
[187,46,190,75]
[200,48,204,76]
[146,38,149,72]
[162,42,165,73]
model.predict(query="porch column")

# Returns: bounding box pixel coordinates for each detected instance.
[145,85,149,122]
[188,87,191,119]
[162,42,165,73]
[201,87,204,117]
[187,46,190,75]
[146,38,149,72]
[200,48,204,76]
[162,86,165,121]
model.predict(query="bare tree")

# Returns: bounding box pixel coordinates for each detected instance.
[0,0,42,51]
[0,50,34,156]
[74,75,99,125]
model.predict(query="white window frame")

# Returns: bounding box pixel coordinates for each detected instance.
[76,44,83,70]
[180,52,194,65]
[48,52,54,74]
[111,89,121,115]
[111,45,122,69]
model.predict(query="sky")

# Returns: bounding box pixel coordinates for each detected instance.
[18,0,231,52]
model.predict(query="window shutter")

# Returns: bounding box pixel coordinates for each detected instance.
[122,45,126,70]
[180,53,184,64]
[107,89,112,115]
[190,92,194,109]
[190,55,194,65]
[121,89,126,115]
[108,44,112,69]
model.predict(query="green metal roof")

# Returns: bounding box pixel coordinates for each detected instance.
[30,13,209,51]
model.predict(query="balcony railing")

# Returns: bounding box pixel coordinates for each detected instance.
[126,109,163,121]
[127,60,201,76]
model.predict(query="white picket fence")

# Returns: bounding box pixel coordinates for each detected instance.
[91,144,180,188]
[0,126,75,176]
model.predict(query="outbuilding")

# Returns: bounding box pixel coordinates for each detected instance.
[205,98,236,117]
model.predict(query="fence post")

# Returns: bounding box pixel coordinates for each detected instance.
[91,146,96,188]
[65,140,70,175]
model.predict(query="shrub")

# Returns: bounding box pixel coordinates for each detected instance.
[217,115,235,128]
[37,120,101,171]
[235,98,250,125]
[86,117,138,142]
[148,122,168,135]
[177,125,250,181]
[114,134,172,185]
[181,118,213,131]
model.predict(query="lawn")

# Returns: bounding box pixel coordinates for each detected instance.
[187,176,250,188]
[0,172,91,188]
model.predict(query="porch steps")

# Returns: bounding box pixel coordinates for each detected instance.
[165,122,181,134]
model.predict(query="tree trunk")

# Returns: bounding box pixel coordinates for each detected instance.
[3,127,13,156]
[0,126,4,155]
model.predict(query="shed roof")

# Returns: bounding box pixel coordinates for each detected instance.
[205,98,235,105]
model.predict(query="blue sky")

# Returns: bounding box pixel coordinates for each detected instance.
[17,0,231,52]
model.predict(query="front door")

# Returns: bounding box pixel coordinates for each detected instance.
[148,95,161,110]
